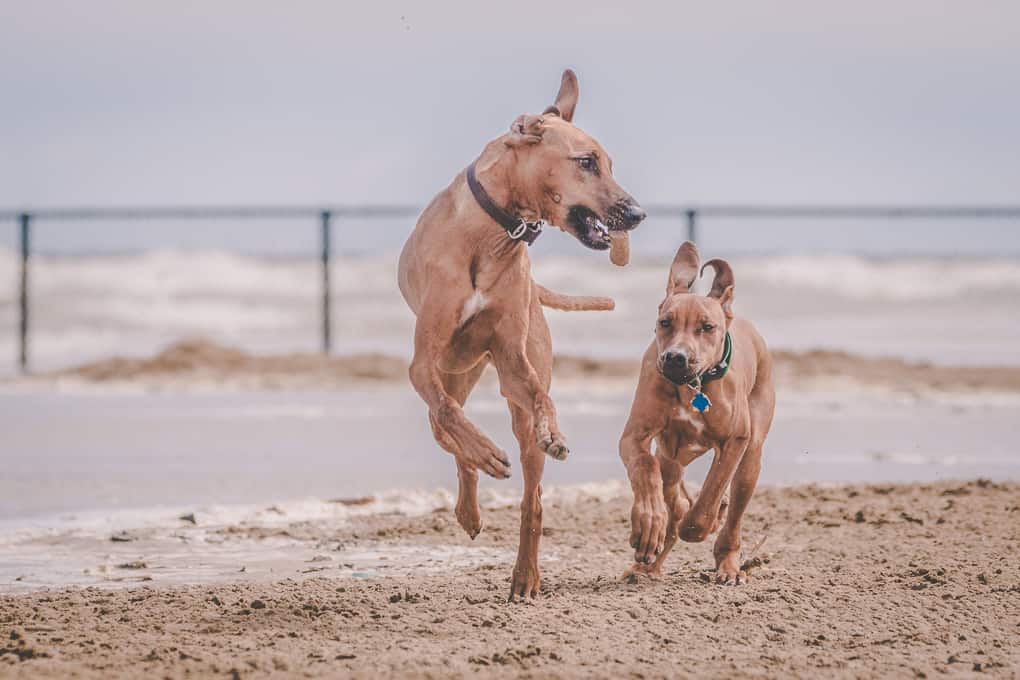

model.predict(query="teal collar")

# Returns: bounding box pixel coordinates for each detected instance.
[686,331,732,391]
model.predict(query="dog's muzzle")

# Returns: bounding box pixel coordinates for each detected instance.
[605,199,647,232]
[659,349,695,385]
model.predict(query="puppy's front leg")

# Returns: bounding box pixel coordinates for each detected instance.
[621,429,668,565]
[713,440,763,584]
[619,364,673,565]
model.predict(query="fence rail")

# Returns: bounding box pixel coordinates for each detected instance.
[5,203,1020,374]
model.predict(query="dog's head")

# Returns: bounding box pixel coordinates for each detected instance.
[504,69,645,251]
[654,242,735,385]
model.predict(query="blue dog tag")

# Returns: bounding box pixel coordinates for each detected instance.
[691,391,712,413]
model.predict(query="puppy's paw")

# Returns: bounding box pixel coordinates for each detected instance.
[621,562,663,583]
[630,495,668,564]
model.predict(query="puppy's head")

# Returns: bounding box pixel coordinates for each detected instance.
[505,69,645,253]
[654,242,735,385]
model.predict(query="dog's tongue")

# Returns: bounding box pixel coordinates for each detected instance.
[609,231,630,267]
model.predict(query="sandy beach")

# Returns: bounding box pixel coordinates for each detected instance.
[2,479,1018,679]
[2,265,1018,678]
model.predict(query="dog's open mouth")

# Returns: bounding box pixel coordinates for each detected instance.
[566,206,611,250]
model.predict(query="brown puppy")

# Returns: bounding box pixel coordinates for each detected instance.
[619,242,775,583]
[398,70,645,599]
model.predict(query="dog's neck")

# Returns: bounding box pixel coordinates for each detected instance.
[473,143,545,225]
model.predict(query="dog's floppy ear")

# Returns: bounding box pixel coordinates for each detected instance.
[506,113,545,147]
[667,241,700,296]
[701,258,735,319]
[542,69,578,122]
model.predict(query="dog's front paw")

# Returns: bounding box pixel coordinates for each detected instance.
[534,418,569,460]
[537,431,569,461]
[461,443,511,480]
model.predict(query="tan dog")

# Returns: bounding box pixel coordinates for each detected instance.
[619,242,775,583]
[398,70,645,599]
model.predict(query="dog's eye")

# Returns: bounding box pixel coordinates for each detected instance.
[576,156,597,173]
[700,323,715,333]
[658,318,672,329]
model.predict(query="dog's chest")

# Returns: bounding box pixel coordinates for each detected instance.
[667,402,714,463]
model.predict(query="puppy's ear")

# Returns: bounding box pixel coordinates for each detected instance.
[667,241,700,295]
[701,258,735,319]
[505,114,545,147]
[542,69,578,122]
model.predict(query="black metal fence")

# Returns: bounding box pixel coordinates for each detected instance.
[4,204,1020,374]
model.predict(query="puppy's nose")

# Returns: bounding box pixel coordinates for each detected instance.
[662,349,688,367]
[623,203,647,226]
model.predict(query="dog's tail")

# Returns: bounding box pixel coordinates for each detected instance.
[535,283,615,312]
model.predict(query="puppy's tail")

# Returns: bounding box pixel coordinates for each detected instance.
[535,283,615,312]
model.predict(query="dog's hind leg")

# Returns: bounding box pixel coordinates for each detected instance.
[508,302,553,600]
[427,361,488,539]
[508,402,546,600]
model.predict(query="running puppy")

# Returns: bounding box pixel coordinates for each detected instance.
[398,70,645,599]
[619,242,775,583]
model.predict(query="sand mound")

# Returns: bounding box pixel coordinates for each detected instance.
[45,339,1020,393]
[58,340,407,386]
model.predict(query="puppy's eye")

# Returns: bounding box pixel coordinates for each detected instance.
[658,318,672,329]
[700,323,715,333]
[576,156,597,173]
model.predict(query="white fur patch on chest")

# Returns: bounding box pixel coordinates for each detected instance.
[671,404,707,436]
[669,401,713,464]
[458,290,488,326]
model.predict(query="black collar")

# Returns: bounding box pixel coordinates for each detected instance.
[466,162,544,246]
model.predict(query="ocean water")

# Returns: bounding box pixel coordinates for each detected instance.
[1,245,1019,378]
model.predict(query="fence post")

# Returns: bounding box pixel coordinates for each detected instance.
[320,210,332,354]
[685,208,698,245]
[18,213,31,374]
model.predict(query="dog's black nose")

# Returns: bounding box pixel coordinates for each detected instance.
[662,349,687,367]
[623,203,647,226]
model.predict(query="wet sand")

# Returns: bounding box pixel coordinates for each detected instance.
[2,479,1018,679]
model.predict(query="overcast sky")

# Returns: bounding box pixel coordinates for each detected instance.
[1,1,1018,253]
